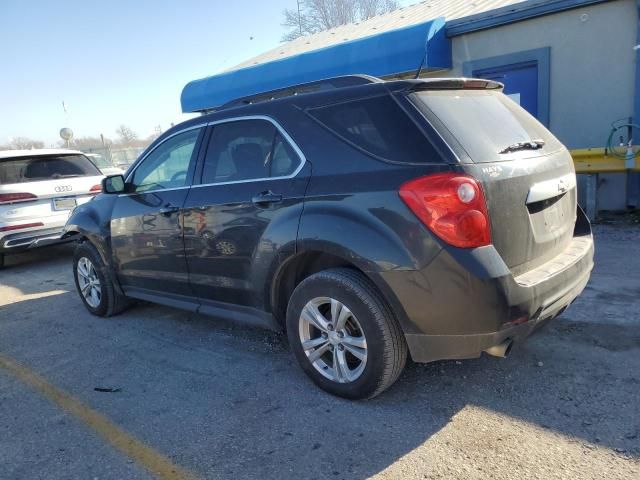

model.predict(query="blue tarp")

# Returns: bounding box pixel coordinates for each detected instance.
[181,17,450,113]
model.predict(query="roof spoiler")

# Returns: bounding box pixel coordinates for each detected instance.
[407,78,504,91]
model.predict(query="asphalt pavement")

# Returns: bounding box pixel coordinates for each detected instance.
[0,224,638,479]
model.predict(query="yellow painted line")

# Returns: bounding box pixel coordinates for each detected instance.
[0,353,196,480]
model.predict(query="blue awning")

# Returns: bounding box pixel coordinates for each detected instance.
[181,17,450,113]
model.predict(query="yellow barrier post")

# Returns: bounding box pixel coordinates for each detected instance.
[571,148,640,173]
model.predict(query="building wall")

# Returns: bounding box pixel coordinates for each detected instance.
[437,0,638,210]
[446,0,637,149]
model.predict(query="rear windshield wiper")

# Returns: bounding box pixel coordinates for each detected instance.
[499,139,545,154]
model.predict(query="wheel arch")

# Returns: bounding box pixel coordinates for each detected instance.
[269,249,409,333]
[65,199,121,294]
[64,198,115,266]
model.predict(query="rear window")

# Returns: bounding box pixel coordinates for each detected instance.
[412,90,562,162]
[307,95,441,163]
[0,154,101,184]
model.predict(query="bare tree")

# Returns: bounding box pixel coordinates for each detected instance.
[1,137,45,150]
[73,136,112,149]
[115,125,138,146]
[282,0,399,41]
[358,0,398,18]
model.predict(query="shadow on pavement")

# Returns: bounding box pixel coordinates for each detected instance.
[2,227,639,477]
[0,282,638,479]
[1,243,75,271]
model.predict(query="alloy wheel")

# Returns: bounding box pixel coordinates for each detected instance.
[298,297,368,383]
[76,257,102,308]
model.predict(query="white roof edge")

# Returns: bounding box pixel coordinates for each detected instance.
[231,0,524,71]
[0,148,84,159]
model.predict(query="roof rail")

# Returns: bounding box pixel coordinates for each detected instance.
[211,75,380,112]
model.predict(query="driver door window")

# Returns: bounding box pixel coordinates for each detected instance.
[132,128,201,192]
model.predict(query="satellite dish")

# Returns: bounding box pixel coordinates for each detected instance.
[59,128,74,141]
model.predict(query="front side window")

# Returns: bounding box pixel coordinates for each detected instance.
[131,128,201,192]
[201,119,300,184]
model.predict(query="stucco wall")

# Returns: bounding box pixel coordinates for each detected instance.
[444,0,637,150]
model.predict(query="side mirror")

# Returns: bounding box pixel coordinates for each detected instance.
[102,175,126,194]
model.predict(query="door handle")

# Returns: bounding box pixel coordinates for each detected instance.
[251,191,282,206]
[159,204,180,216]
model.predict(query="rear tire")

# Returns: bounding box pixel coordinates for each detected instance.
[286,268,407,400]
[73,242,131,317]
[0,253,4,269]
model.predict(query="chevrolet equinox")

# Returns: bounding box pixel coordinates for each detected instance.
[64,76,594,399]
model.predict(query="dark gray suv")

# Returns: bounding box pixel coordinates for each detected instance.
[64,76,594,399]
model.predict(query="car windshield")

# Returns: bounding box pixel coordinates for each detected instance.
[0,154,102,184]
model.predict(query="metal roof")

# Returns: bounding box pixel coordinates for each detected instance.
[0,149,83,160]
[233,0,525,70]
[447,0,611,35]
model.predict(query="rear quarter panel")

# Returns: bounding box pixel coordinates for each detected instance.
[293,123,451,332]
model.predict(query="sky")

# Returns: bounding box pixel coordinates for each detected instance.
[0,0,416,146]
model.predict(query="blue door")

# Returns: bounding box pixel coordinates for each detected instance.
[474,61,538,119]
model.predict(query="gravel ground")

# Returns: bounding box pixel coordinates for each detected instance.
[0,224,638,480]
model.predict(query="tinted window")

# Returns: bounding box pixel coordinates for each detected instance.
[202,120,300,184]
[271,133,299,177]
[413,90,563,162]
[132,128,200,192]
[307,95,440,163]
[0,154,101,184]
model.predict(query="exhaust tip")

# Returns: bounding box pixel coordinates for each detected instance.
[484,339,513,358]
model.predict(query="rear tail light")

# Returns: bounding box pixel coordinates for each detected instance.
[399,173,491,248]
[89,184,102,194]
[0,192,38,205]
[0,222,44,232]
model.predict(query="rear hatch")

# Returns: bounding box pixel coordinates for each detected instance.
[410,87,577,276]
[0,153,104,225]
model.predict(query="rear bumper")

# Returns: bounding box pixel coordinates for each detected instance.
[404,267,589,362]
[378,207,594,363]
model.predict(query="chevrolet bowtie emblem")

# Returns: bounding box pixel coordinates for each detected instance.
[558,180,568,192]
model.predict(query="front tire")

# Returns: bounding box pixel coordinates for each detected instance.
[286,268,407,399]
[73,242,131,317]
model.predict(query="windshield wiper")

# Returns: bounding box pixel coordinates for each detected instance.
[499,139,545,154]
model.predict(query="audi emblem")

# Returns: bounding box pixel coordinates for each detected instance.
[54,185,72,193]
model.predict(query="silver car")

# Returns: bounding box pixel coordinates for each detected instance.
[84,153,124,176]
[0,149,104,268]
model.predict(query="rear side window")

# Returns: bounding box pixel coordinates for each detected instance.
[0,154,101,184]
[412,90,563,162]
[306,95,441,163]
[201,119,301,184]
